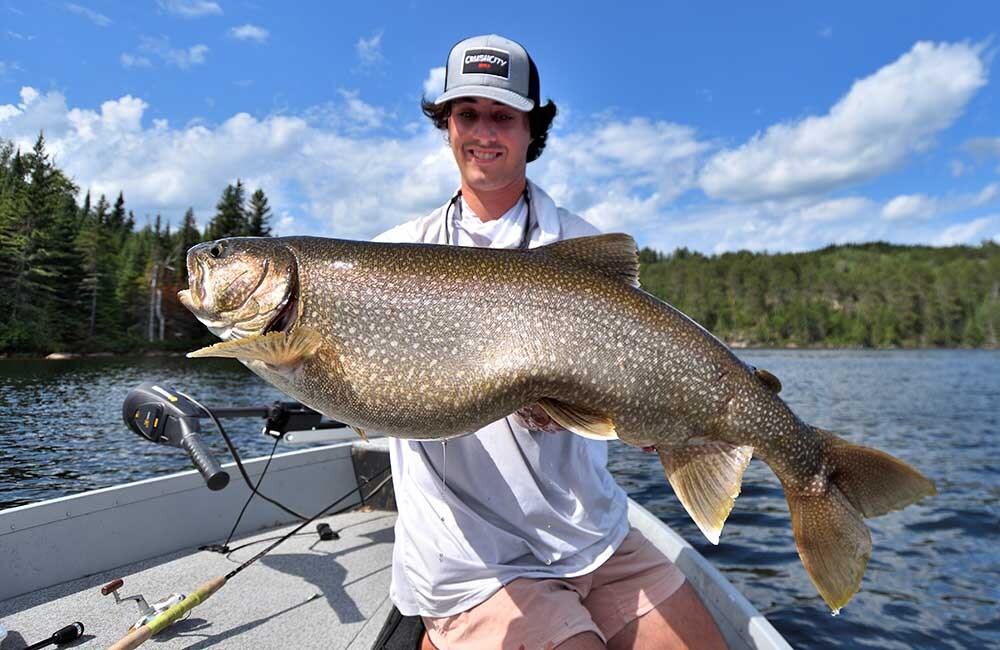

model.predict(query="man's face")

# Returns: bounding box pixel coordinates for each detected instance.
[447,97,532,192]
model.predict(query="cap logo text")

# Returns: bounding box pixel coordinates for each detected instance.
[462,48,510,78]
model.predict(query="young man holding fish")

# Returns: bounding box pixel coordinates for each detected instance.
[374,35,726,650]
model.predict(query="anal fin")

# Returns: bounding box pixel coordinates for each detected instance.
[536,398,618,440]
[657,442,753,544]
[187,328,323,369]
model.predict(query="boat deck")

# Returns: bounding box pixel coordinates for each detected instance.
[0,508,396,649]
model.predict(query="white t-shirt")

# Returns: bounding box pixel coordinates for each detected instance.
[373,180,630,617]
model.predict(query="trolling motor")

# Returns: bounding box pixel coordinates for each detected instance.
[122,382,347,491]
[123,383,231,491]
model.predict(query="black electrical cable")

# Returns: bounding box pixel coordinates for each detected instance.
[224,469,394,582]
[219,433,283,551]
[179,391,309,522]
[221,472,393,562]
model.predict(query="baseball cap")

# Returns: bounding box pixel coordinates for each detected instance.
[434,34,540,112]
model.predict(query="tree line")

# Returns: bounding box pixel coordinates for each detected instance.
[638,242,999,348]
[1,134,997,355]
[0,135,273,354]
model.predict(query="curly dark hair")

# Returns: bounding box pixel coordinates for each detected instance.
[420,97,557,163]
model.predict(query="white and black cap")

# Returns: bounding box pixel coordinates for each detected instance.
[434,34,540,112]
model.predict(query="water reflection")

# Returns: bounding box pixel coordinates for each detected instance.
[2,350,998,648]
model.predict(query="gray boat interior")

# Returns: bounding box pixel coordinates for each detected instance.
[0,439,790,649]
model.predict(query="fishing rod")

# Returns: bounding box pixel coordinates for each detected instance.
[110,382,392,649]
[106,469,391,650]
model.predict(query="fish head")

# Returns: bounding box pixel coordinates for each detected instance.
[179,238,299,342]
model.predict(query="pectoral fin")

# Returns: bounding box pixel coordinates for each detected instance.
[657,442,754,545]
[187,328,323,369]
[536,398,618,440]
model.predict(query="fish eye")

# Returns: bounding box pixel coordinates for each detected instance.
[210,243,224,258]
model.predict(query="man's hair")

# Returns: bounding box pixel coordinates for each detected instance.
[420,98,558,163]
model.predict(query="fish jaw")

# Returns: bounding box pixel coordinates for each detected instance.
[180,238,299,343]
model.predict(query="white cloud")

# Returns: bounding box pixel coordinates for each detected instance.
[120,53,152,69]
[136,37,209,69]
[819,26,834,39]
[535,117,710,232]
[423,67,445,99]
[964,136,1000,159]
[229,24,269,43]
[882,182,999,221]
[0,86,457,239]
[882,193,937,221]
[65,3,111,27]
[157,0,222,18]
[3,84,994,255]
[0,103,18,122]
[950,159,966,177]
[356,30,385,69]
[797,196,873,222]
[934,216,998,246]
[171,44,208,68]
[699,41,987,202]
[6,30,34,41]
[975,182,999,205]
[302,89,392,135]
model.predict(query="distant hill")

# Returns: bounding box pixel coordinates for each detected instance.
[638,241,1000,348]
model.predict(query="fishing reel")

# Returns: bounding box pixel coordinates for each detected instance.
[123,383,231,491]
[101,578,189,633]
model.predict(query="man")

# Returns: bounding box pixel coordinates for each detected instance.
[374,35,725,650]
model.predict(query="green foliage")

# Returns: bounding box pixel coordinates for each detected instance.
[639,242,1000,348]
[1,133,995,353]
[0,136,274,354]
[247,188,272,236]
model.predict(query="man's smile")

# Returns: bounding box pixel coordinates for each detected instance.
[467,147,505,163]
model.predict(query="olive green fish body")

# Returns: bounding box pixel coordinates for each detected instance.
[180,234,935,613]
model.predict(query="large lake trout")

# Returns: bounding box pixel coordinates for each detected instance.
[179,234,935,613]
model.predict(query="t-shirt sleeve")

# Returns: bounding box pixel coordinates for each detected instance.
[557,208,602,239]
[373,221,418,244]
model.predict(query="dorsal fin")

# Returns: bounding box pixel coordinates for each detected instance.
[539,233,640,288]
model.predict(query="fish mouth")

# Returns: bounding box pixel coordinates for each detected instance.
[263,272,298,335]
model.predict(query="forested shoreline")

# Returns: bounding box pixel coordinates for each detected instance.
[1,135,998,356]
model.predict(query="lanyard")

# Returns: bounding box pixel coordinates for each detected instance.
[443,185,534,249]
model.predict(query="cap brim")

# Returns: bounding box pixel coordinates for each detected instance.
[434,86,534,112]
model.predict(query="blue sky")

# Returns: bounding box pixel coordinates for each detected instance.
[2,1,999,253]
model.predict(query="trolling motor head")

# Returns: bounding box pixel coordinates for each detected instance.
[123,382,230,491]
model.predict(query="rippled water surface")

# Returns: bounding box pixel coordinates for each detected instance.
[2,350,998,649]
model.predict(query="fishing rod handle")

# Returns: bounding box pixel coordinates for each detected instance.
[106,624,152,650]
[180,432,230,491]
[107,576,226,650]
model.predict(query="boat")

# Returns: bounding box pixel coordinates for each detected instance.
[0,425,791,649]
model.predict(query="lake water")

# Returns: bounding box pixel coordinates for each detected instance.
[1,350,997,649]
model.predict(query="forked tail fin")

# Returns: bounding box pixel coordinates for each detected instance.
[783,429,937,613]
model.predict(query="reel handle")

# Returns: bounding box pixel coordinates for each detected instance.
[181,431,229,491]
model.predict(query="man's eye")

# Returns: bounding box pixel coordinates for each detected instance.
[458,111,476,119]
[496,114,512,121]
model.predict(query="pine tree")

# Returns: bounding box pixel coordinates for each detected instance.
[173,207,202,282]
[247,188,272,236]
[207,180,249,239]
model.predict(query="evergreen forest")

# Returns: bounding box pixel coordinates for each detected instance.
[0,135,273,354]
[1,135,997,355]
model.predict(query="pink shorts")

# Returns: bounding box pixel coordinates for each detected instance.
[423,528,686,650]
